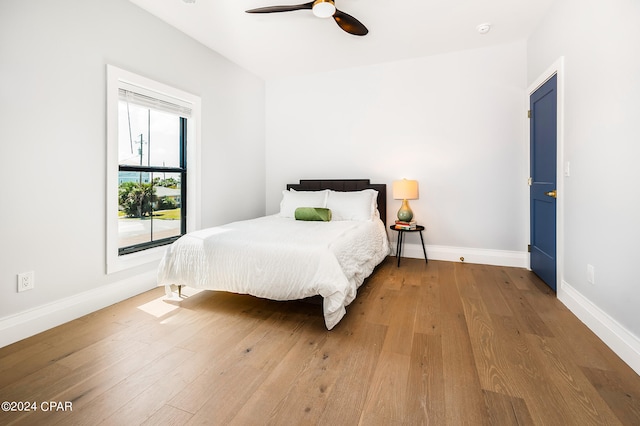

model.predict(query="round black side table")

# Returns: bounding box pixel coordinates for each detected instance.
[389,225,428,267]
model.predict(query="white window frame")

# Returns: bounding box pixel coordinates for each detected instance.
[106,65,201,274]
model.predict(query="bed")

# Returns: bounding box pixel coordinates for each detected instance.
[157,179,390,329]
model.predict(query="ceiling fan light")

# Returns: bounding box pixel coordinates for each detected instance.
[312,0,336,18]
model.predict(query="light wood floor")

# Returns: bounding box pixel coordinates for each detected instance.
[1,258,639,425]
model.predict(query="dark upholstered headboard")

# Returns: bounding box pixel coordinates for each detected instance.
[286,179,387,225]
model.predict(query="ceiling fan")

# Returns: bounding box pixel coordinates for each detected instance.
[245,0,368,36]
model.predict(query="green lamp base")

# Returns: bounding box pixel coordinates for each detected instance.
[397,199,414,222]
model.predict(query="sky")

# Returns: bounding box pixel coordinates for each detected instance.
[118,101,181,168]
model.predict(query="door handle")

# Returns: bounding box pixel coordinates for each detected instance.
[545,190,557,198]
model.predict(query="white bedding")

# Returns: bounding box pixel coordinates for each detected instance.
[157,215,390,329]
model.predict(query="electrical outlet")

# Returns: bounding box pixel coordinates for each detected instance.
[587,264,595,285]
[17,271,35,292]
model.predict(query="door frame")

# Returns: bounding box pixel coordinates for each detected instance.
[526,57,565,293]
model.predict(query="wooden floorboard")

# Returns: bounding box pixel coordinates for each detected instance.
[1,257,639,425]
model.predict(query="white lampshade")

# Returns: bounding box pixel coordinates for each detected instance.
[392,179,419,200]
[312,0,336,18]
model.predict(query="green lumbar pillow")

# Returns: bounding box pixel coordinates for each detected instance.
[294,207,332,222]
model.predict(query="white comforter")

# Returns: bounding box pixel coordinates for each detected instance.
[157,215,390,329]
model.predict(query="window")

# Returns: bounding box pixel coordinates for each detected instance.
[106,66,201,273]
[117,89,187,255]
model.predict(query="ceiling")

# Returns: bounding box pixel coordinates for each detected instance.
[128,0,556,80]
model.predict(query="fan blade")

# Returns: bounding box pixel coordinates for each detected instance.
[246,1,313,14]
[333,9,368,36]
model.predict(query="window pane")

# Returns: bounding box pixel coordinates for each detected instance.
[151,172,182,241]
[118,172,182,250]
[118,101,181,167]
[149,110,182,168]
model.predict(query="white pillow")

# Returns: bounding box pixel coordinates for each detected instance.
[279,190,329,218]
[326,189,378,221]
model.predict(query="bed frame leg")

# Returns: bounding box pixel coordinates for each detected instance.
[164,284,184,300]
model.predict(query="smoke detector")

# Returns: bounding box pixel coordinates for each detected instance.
[476,23,491,34]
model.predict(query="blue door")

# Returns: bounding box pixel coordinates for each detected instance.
[530,75,557,291]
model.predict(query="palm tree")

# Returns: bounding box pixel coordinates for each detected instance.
[119,181,155,218]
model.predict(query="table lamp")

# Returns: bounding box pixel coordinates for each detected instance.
[392,179,419,222]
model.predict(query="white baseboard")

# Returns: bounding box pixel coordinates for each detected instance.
[396,242,528,268]
[558,280,640,376]
[0,270,156,348]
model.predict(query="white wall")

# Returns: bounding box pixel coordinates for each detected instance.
[0,0,265,342]
[528,0,640,371]
[266,41,529,263]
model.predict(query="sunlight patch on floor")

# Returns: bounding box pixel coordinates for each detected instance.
[137,297,179,317]
[137,287,204,318]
